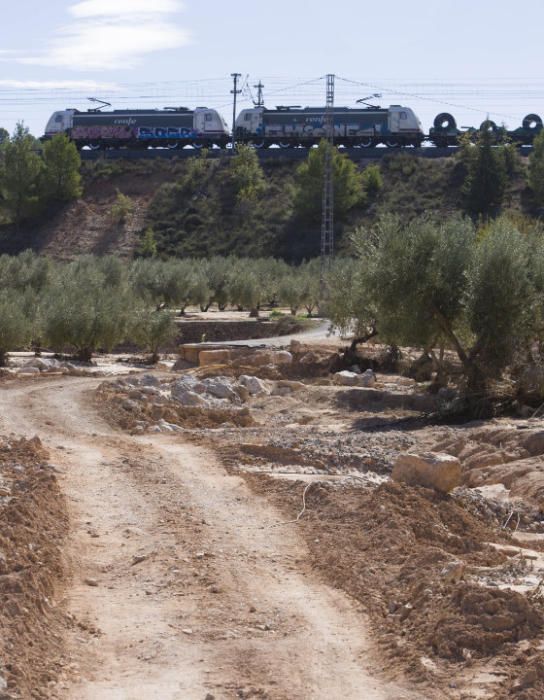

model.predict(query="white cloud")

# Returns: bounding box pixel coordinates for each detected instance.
[70,0,183,17]
[17,1,189,71]
[0,79,120,91]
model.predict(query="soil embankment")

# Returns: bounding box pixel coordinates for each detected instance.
[0,377,423,699]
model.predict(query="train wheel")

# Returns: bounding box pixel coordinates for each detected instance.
[192,142,203,149]
[386,140,399,148]
[480,120,498,133]
[359,137,373,148]
[251,141,265,149]
[523,114,543,131]
[279,141,291,149]
[87,142,101,151]
[433,113,457,131]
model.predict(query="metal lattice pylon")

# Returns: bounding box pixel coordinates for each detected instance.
[320,74,335,297]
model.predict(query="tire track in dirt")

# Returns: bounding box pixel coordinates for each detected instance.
[0,377,427,699]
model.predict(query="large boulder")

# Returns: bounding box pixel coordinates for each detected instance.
[238,375,270,396]
[333,370,361,386]
[140,374,161,387]
[392,452,462,494]
[199,349,231,367]
[244,350,293,367]
[201,377,238,402]
[523,431,544,457]
[22,357,61,372]
[18,366,41,375]
[171,388,209,408]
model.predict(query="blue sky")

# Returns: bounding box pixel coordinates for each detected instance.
[2,0,544,136]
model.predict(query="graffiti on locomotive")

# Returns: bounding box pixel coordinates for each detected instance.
[72,125,135,140]
[136,127,197,140]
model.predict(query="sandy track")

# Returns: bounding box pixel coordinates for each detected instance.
[0,377,426,699]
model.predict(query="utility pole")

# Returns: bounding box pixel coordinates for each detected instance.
[320,73,335,300]
[254,80,265,107]
[230,73,242,153]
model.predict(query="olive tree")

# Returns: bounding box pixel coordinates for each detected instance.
[43,260,133,360]
[0,291,33,366]
[330,215,542,392]
[132,308,177,363]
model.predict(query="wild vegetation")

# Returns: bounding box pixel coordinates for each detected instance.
[0,125,81,227]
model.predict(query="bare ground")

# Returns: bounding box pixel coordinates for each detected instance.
[0,377,425,699]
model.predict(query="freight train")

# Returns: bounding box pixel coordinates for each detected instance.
[43,101,543,150]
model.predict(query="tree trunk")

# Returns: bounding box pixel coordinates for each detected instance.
[0,350,7,367]
[76,347,93,362]
[349,325,378,353]
[249,308,259,318]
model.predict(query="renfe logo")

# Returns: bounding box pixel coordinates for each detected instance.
[137,127,196,139]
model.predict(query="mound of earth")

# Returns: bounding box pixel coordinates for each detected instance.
[0,436,68,698]
[432,423,544,506]
[242,475,544,690]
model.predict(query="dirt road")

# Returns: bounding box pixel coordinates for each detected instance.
[0,377,426,699]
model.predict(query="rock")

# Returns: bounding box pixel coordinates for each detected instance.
[84,577,99,587]
[290,339,302,352]
[523,431,544,457]
[172,357,195,371]
[233,385,250,402]
[359,368,376,387]
[271,380,306,396]
[18,366,40,375]
[392,452,462,493]
[201,377,238,402]
[244,350,293,367]
[122,399,139,412]
[158,419,183,432]
[140,374,161,387]
[275,350,293,365]
[140,386,161,396]
[199,349,231,367]
[408,353,434,382]
[171,388,209,408]
[131,554,149,566]
[172,375,198,390]
[333,370,361,386]
[22,357,61,371]
[440,559,465,583]
[238,375,269,396]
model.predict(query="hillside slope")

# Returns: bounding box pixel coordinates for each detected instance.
[0,152,532,261]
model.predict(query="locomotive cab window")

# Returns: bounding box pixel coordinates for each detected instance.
[245,113,251,121]
[205,113,212,121]
[55,114,63,123]
[400,112,407,120]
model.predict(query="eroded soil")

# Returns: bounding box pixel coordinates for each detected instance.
[3,337,544,699]
[0,376,425,699]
